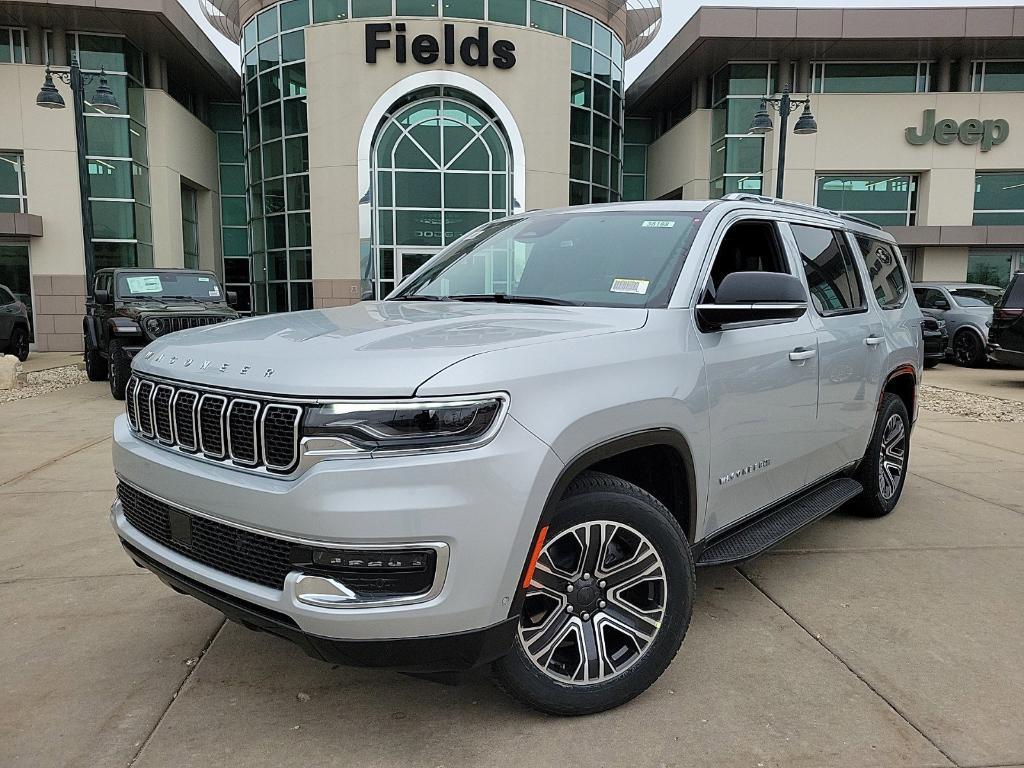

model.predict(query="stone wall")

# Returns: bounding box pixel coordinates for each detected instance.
[32,274,85,352]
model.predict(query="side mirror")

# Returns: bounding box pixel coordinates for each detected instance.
[94,288,112,306]
[226,290,239,308]
[697,272,808,329]
[934,299,949,310]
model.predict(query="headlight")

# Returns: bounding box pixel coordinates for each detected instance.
[303,394,508,454]
[936,319,947,331]
[144,317,165,337]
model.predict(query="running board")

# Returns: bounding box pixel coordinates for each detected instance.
[696,477,863,567]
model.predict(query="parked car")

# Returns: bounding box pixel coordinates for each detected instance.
[110,196,920,716]
[84,268,239,400]
[921,316,947,368]
[988,271,1024,367]
[912,282,1003,366]
[0,282,31,361]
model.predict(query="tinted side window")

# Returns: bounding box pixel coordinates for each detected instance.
[855,235,907,309]
[703,220,788,302]
[1004,275,1024,308]
[792,225,866,314]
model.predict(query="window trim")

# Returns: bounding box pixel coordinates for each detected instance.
[789,223,869,318]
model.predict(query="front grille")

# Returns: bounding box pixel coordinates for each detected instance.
[149,315,230,338]
[127,375,303,473]
[118,482,294,589]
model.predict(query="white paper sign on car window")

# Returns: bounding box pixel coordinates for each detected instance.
[125,276,163,293]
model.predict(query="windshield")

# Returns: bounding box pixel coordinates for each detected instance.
[949,287,1002,307]
[116,272,224,301]
[391,211,703,308]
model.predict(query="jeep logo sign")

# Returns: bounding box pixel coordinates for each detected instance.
[365,23,516,69]
[905,109,1009,151]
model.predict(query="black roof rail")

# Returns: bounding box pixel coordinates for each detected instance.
[720,193,884,231]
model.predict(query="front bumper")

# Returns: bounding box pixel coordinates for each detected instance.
[111,413,563,643]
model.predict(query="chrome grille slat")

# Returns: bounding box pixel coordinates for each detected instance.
[126,376,301,475]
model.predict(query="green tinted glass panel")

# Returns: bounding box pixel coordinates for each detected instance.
[570,108,591,144]
[624,118,653,144]
[395,210,442,246]
[725,137,763,173]
[260,71,281,104]
[723,63,770,97]
[394,171,441,207]
[257,7,279,40]
[261,104,282,141]
[592,150,609,186]
[444,211,488,242]
[377,209,394,244]
[353,0,392,16]
[134,203,152,244]
[281,30,305,63]
[244,48,259,82]
[289,213,311,247]
[710,139,726,179]
[377,172,393,206]
[570,182,589,206]
[444,173,489,208]
[593,53,611,86]
[492,175,507,208]
[86,116,130,156]
[283,63,307,98]
[571,43,591,75]
[222,197,247,226]
[593,83,611,115]
[280,0,310,30]
[821,62,918,93]
[445,0,485,19]
[593,117,611,152]
[854,212,910,227]
[84,74,126,115]
[243,21,257,51]
[530,1,562,33]
[268,249,287,280]
[284,99,307,135]
[287,175,310,210]
[447,136,488,170]
[265,214,286,249]
[394,136,435,169]
[91,200,134,239]
[0,198,20,214]
[313,0,349,22]
[975,172,1024,211]
[132,164,150,205]
[264,178,285,213]
[566,10,592,44]
[593,24,612,57]
[723,176,762,195]
[396,0,438,14]
[75,34,125,72]
[88,159,133,199]
[817,176,914,212]
[130,121,148,165]
[408,122,442,164]
[290,249,312,280]
[980,61,1024,92]
[571,75,591,107]
[966,251,1014,286]
[94,241,137,269]
[262,140,284,178]
[1,153,23,196]
[480,129,507,171]
[623,175,645,201]
[285,136,309,173]
[258,38,279,71]
[218,132,245,164]
[570,145,590,181]
[224,257,250,284]
[727,98,762,135]
[623,144,646,175]
[490,0,526,24]
[973,211,1024,226]
[224,227,248,258]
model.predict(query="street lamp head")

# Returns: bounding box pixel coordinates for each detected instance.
[749,100,774,134]
[90,69,120,114]
[35,70,66,109]
[793,102,818,135]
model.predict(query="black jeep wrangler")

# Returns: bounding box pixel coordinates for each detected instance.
[84,268,240,399]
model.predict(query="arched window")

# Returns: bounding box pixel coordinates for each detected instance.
[370,88,512,297]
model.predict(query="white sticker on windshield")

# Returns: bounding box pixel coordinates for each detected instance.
[611,278,650,295]
[641,220,675,228]
[125,276,163,293]
[209,288,221,297]
[198,276,210,282]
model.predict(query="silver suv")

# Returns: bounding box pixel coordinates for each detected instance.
[111,196,921,715]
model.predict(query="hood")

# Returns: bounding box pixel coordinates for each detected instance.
[132,301,648,397]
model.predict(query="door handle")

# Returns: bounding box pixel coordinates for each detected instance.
[789,347,816,362]
[864,336,884,346]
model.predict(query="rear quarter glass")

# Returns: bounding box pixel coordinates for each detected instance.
[1004,276,1024,308]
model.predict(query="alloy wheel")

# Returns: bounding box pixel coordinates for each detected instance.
[518,521,667,686]
[878,413,906,500]
[953,333,979,366]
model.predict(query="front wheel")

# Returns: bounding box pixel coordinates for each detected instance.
[853,393,910,518]
[493,471,694,716]
[108,340,130,400]
[952,330,985,367]
[9,326,29,362]
[84,344,108,381]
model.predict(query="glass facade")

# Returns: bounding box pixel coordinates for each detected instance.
[966,249,1022,288]
[73,33,154,269]
[810,62,932,93]
[621,118,652,201]
[241,0,626,310]
[371,89,512,297]
[0,153,27,214]
[0,27,26,63]
[972,61,1024,92]
[710,63,775,198]
[974,172,1024,226]
[211,102,252,313]
[816,175,918,226]
[181,185,199,270]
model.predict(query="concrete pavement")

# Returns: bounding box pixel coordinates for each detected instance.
[1,377,1023,768]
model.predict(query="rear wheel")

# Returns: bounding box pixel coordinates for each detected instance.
[9,326,29,362]
[493,471,694,716]
[108,340,130,400]
[853,393,910,518]
[952,330,985,367]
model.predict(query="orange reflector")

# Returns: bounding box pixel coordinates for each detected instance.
[521,525,549,589]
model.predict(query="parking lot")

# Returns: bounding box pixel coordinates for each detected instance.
[1,364,1023,768]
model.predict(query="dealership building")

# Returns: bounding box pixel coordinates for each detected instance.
[1,1,1023,352]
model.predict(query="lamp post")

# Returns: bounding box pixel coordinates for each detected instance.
[36,56,120,297]
[749,85,817,199]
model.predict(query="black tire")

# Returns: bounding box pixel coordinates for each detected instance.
[84,343,108,382]
[853,393,910,518]
[493,471,694,716]
[923,358,940,369]
[9,326,29,362]
[108,340,130,400]
[952,329,985,367]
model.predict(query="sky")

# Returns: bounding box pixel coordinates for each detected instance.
[179,0,1024,85]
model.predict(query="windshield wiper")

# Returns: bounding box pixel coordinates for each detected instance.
[447,293,580,306]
